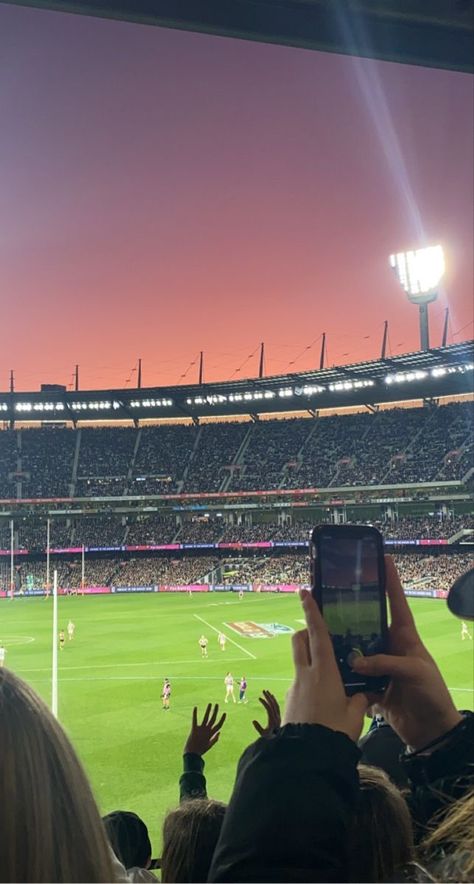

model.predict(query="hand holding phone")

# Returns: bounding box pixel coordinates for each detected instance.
[282,589,369,741]
[352,556,462,750]
[311,524,389,695]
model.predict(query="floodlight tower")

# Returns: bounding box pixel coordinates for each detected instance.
[389,245,445,351]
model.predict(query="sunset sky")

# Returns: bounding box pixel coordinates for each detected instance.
[1,4,472,392]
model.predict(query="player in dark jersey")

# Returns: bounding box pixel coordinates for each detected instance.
[238,676,247,703]
[59,630,65,651]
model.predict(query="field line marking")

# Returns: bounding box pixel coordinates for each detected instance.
[194,614,257,660]
[24,674,290,683]
[15,656,248,674]
[11,672,474,692]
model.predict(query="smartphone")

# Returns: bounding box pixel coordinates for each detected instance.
[310,524,389,695]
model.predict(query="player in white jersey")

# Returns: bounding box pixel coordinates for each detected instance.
[218,632,226,651]
[199,635,209,658]
[238,589,244,600]
[461,620,472,640]
[224,672,236,703]
[67,620,76,641]
[162,678,171,710]
[0,645,5,667]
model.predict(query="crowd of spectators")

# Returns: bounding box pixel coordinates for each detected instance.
[72,516,127,547]
[219,555,309,584]
[393,553,473,591]
[382,514,474,540]
[1,555,473,882]
[224,418,310,492]
[0,559,121,591]
[179,517,225,543]
[79,427,136,475]
[2,551,470,592]
[183,422,249,493]
[129,424,199,495]
[21,427,76,498]
[0,401,471,501]
[126,515,179,545]
[276,402,473,489]
[113,556,218,587]
[1,512,473,551]
[0,518,72,550]
[0,429,17,498]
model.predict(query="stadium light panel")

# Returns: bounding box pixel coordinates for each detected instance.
[295,385,324,396]
[389,245,445,302]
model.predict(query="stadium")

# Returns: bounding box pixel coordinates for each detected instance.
[1,339,473,859]
[1,1,473,882]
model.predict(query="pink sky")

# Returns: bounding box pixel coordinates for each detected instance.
[1,5,472,391]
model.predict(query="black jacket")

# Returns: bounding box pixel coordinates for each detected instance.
[179,752,208,803]
[208,723,360,882]
[208,714,474,883]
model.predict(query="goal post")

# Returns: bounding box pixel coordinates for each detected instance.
[51,570,58,718]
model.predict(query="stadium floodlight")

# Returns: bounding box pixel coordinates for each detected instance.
[389,245,445,351]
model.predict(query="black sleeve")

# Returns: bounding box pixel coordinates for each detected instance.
[403,711,474,842]
[208,723,361,883]
[179,752,208,803]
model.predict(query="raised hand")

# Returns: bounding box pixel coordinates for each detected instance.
[352,556,462,751]
[252,690,281,737]
[282,589,368,742]
[183,704,226,756]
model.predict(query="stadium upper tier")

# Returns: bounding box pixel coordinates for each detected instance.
[0,399,472,500]
[2,341,473,423]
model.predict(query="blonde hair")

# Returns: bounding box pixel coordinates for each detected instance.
[422,790,474,882]
[348,764,415,882]
[0,667,115,882]
[161,799,226,882]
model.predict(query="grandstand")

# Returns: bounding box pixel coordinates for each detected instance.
[1,342,472,597]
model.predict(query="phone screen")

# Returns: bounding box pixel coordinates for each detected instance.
[316,530,386,689]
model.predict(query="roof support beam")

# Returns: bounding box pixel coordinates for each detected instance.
[2,1,473,73]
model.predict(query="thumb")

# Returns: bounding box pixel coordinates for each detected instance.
[352,653,416,680]
[349,691,370,717]
[252,720,265,736]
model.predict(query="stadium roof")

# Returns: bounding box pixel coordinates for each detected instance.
[3,341,473,424]
[3,0,473,73]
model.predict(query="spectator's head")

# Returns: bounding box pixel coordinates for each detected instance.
[0,667,114,882]
[422,790,474,882]
[348,764,414,882]
[103,809,152,870]
[358,719,409,789]
[161,799,226,883]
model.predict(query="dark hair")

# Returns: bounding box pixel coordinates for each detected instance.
[103,810,152,869]
[161,799,226,882]
[348,764,415,882]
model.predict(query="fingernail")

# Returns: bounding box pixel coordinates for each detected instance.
[299,588,309,602]
[352,657,367,670]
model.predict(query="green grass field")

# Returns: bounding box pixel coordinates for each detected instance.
[1,591,473,855]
